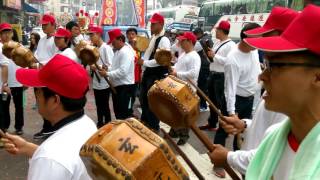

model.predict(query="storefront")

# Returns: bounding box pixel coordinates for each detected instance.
[0,0,23,24]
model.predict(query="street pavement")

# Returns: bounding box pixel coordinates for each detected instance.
[0,88,238,180]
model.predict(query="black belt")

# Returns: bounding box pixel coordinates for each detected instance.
[236,95,254,99]
[210,71,224,76]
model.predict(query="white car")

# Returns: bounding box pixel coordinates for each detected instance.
[31,26,45,38]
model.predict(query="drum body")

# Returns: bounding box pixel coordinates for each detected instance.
[80,118,189,180]
[2,41,20,59]
[148,76,200,128]
[11,46,36,68]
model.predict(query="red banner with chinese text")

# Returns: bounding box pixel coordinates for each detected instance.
[134,0,145,28]
[100,0,117,25]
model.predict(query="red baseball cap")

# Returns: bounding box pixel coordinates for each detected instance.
[88,25,103,35]
[40,14,56,25]
[0,23,12,32]
[150,13,165,24]
[216,20,230,31]
[107,28,122,44]
[54,28,71,39]
[245,7,299,36]
[16,54,89,99]
[245,5,320,55]
[177,31,197,44]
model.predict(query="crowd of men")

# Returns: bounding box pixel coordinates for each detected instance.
[0,3,320,180]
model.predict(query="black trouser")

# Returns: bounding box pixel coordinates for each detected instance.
[198,68,210,109]
[0,87,24,131]
[207,72,228,128]
[94,88,111,127]
[0,93,11,131]
[140,74,165,131]
[214,95,254,150]
[129,83,140,116]
[112,84,134,120]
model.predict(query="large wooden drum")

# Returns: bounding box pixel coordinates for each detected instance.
[2,41,20,59]
[11,45,36,68]
[80,118,189,180]
[148,75,200,128]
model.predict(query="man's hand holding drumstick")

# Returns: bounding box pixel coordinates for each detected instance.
[0,129,38,158]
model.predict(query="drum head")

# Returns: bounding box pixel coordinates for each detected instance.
[2,41,20,59]
[154,49,172,66]
[12,46,35,68]
[148,76,200,128]
[135,36,149,52]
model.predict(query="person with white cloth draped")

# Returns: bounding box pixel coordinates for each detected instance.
[137,13,171,131]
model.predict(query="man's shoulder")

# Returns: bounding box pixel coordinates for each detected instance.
[34,116,96,159]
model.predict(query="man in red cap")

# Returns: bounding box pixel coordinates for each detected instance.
[35,14,58,65]
[208,6,298,176]
[0,23,12,134]
[199,20,236,132]
[138,13,171,131]
[168,32,201,145]
[1,54,97,180]
[87,25,114,128]
[209,22,261,178]
[242,5,320,179]
[66,21,84,50]
[98,28,135,120]
[33,14,58,139]
[0,23,26,136]
[54,28,78,62]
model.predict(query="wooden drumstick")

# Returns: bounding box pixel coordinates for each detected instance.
[187,78,224,118]
[0,129,6,138]
[94,63,117,94]
[161,128,205,180]
[186,78,241,180]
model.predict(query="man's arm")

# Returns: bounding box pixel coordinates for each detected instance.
[224,59,240,115]
[143,37,171,68]
[1,65,9,91]
[1,132,38,158]
[107,50,133,79]
[227,149,257,174]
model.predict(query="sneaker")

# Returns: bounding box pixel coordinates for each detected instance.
[213,167,226,178]
[199,124,218,131]
[177,138,188,145]
[168,129,179,138]
[200,107,209,112]
[15,129,23,135]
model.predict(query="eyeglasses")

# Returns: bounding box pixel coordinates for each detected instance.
[264,60,320,72]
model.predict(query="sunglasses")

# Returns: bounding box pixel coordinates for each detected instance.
[264,60,320,72]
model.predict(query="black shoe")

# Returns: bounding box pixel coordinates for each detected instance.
[15,129,23,135]
[33,130,55,140]
[177,138,188,145]
[168,129,179,138]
